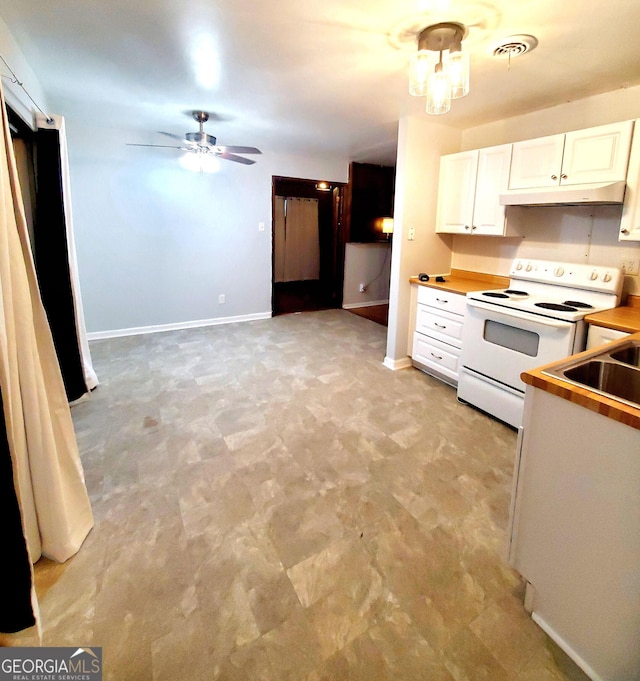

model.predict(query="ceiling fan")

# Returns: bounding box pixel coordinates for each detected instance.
[127,111,261,165]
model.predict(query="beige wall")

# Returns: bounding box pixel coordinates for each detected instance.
[385,115,460,366]
[342,242,391,307]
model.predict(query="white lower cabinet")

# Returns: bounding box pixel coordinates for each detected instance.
[586,324,630,350]
[411,286,466,386]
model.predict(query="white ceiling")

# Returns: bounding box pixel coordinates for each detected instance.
[1,0,640,165]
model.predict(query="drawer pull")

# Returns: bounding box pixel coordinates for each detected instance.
[430,352,443,360]
[435,298,448,303]
[434,323,447,329]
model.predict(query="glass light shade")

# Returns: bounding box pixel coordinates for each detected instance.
[409,50,433,96]
[426,67,451,115]
[445,48,469,99]
[179,152,221,173]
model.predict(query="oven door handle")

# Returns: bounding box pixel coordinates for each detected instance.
[466,299,574,329]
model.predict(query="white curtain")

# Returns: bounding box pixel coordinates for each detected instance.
[0,84,93,576]
[274,196,320,282]
[35,113,98,392]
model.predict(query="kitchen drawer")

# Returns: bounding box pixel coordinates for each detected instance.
[412,333,460,383]
[417,286,467,316]
[586,324,630,350]
[416,305,463,346]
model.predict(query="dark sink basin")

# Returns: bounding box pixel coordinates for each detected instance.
[564,360,640,405]
[610,345,640,368]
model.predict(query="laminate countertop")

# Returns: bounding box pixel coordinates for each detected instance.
[409,269,510,295]
[585,295,640,333]
[522,331,640,431]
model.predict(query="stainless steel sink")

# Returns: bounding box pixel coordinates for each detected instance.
[543,339,640,409]
[610,344,640,368]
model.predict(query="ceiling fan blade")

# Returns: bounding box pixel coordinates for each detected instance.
[218,146,262,155]
[158,131,187,142]
[217,151,256,165]
[126,143,187,149]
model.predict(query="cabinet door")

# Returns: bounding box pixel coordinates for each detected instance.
[472,144,512,235]
[620,120,640,241]
[435,150,478,234]
[509,134,564,189]
[562,121,633,186]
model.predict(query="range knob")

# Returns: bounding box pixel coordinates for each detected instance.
[525,263,533,272]
[515,262,523,271]
[602,272,612,282]
[554,267,564,277]
[589,271,599,281]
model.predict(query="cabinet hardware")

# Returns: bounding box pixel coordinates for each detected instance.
[430,352,443,360]
[464,225,470,230]
[561,173,568,179]
[434,323,447,329]
[471,225,477,230]
[551,174,558,180]
[621,228,630,235]
[435,298,448,303]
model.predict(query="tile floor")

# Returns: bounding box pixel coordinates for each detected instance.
[3,310,589,681]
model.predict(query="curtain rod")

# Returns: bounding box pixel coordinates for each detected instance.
[0,54,53,124]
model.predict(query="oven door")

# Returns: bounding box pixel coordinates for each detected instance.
[461,299,578,392]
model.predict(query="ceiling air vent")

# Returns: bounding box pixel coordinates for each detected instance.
[492,35,538,59]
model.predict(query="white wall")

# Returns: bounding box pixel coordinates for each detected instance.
[61,115,349,334]
[385,116,460,367]
[342,242,391,307]
[0,14,48,127]
[453,88,640,297]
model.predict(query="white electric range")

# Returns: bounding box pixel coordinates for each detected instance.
[457,258,623,428]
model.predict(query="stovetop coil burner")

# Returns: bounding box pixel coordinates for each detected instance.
[504,289,529,296]
[535,302,578,312]
[564,300,594,309]
[482,291,509,299]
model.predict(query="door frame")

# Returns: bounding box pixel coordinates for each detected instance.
[271,176,346,314]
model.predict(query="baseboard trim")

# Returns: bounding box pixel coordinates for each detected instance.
[87,312,272,341]
[531,612,604,681]
[342,300,389,310]
[383,356,413,371]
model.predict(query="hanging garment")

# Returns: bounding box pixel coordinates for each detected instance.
[0,83,93,581]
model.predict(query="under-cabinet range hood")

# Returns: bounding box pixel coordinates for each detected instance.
[500,180,626,206]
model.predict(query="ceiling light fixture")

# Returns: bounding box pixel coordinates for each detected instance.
[409,22,469,115]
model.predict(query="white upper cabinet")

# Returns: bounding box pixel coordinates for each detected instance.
[509,135,564,189]
[435,150,477,234]
[509,121,633,189]
[436,144,512,236]
[620,119,640,241]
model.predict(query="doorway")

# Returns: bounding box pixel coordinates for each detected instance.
[272,177,346,315]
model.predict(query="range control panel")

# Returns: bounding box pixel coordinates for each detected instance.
[509,259,623,295]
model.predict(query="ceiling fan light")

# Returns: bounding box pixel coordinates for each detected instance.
[426,63,451,115]
[409,50,433,96]
[179,152,220,173]
[446,46,469,99]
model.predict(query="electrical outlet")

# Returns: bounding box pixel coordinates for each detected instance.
[359,283,367,293]
[219,294,226,304]
[408,225,415,241]
[621,259,640,276]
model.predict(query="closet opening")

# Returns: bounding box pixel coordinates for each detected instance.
[271,176,346,316]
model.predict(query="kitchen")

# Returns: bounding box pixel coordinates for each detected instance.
[1,1,640,680]
[401,112,640,680]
